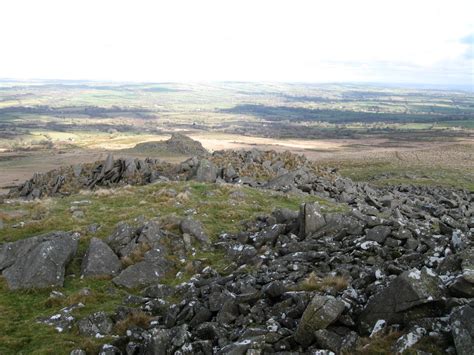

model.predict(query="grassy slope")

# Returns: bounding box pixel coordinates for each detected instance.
[0,181,341,354]
[338,160,474,192]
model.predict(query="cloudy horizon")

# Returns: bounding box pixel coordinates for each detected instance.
[1,0,472,88]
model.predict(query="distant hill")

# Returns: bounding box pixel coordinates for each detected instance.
[127,133,208,156]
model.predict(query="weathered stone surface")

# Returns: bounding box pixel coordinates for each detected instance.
[366,225,392,244]
[2,232,78,290]
[78,311,113,337]
[449,276,474,297]
[81,237,122,277]
[262,280,286,298]
[359,268,447,332]
[450,305,474,355]
[112,249,170,289]
[193,159,218,182]
[460,248,474,283]
[299,202,326,238]
[295,295,345,346]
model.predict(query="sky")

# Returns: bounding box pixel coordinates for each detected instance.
[0,0,473,87]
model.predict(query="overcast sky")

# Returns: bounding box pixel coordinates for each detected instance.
[1,0,473,87]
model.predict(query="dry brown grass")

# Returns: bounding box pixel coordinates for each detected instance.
[297,272,349,292]
[350,331,402,355]
[114,311,153,335]
[120,242,152,267]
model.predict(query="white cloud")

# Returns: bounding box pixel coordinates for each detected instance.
[0,0,472,85]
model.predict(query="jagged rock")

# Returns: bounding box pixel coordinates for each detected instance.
[81,237,122,277]
[180,218,210,244]
[450,304,474,355]
[106,222,140,257]
[2,232,78,290]
[295,295,345,346]
[359,268,447,332]
[252,224,286,247]
[264,168,312,190]
[77,311,113,337]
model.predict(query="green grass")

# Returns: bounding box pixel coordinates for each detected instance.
[0,276,125,355]
[1,181,339,243]
[338,161,474,192]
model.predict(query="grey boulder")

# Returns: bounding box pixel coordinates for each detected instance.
[450,304,474,355]
[294,295,345,346]
[112,249,171,289]
[366,225,392,244]
[359,268,447,332]
[2,232,78,290]
[193,159,218,183]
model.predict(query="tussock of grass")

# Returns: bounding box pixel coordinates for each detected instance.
[296,272,349,292]
[114,311,153,335]
[121,242,152,267]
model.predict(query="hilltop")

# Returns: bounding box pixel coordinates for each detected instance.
[127,133,209,157]
[0,141,472,354]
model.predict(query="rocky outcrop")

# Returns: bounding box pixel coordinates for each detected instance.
[107,221,184,289]
[8,148,335,200]
[131,133,208,156]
